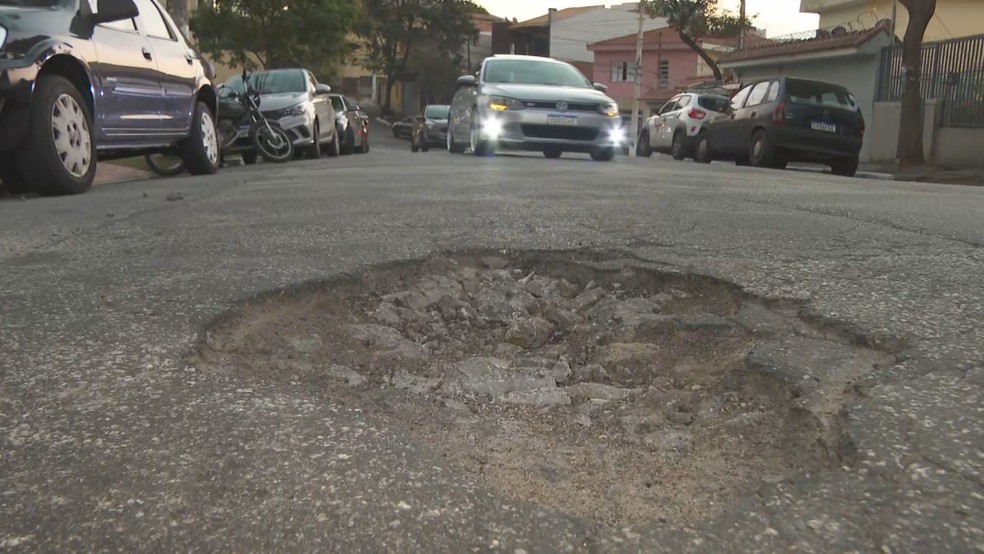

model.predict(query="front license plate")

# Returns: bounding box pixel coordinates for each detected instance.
[236,127,250,139]
[811,120,837,133]
[547,115,577,126]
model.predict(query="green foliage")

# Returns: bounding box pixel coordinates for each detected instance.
[190,0,360,80]
[642,0,753,80]
[357,0,479,108]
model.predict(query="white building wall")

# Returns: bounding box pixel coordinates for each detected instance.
[550,3,668,63]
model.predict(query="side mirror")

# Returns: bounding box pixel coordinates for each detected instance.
[348,105,359,112]
[93,0,139,24]
[593,82,608,92]
[315,84,331,95]
[457,75,476,87]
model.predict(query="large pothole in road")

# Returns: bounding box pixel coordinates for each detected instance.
[193,251,893,528]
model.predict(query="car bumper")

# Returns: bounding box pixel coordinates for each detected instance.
[0,60,39,152]
[770,127,862,160]
[423,126,448,144]
[276,113,316,146]
[478,108,625,152]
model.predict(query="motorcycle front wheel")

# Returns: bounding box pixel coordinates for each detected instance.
[251,122,293,163]
[144,153,186,176]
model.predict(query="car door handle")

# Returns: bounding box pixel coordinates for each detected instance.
[141,47,153,61]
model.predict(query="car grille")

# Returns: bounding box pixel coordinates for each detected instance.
[521,124,599,141]
[524,101,599,112]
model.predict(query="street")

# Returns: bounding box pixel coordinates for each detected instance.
[1,130,983,552]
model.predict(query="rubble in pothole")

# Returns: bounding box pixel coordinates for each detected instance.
[194,252,892,528]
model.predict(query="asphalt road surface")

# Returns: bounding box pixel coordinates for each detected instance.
[1,128,982,552]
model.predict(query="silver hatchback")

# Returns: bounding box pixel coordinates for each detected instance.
[448,55,625,161]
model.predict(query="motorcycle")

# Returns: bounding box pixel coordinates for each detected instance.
[145,68,294,174]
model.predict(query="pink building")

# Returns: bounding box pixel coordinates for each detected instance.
[588,30,738,116]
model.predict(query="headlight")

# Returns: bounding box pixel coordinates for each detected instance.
[0,26,7,51]
[487,96,524,111]
[599,102,619,117]
[282,104,307,117]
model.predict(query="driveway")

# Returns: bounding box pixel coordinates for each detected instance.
[1,135,982,551]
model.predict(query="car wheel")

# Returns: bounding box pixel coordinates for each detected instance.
[695,132,713,164]
[180,100,221,176]
[590,147,615,162]
[831,156,859,177]
[749,129,776,168]
[421,132,430,152]
[342,127,355,155]
[470,112,493,157]
[306,121,322,159]
[0,154,34,195]
[671,132,688,161]
[19,75,96,196]
[636,130,653,157]
[242,151,258,165]
[326,128,340,157]
[411,133,419,153]
[447,124,465,154]
[543,148,562,159]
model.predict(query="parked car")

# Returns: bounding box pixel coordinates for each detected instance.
[448,55,626,160]
[0,0,219,196]
[695,77,865,177]
[411,104,450,152]
[392,116,418,139]
[637,92,731,160]
[328,94,369,154]
[218,68,339,160]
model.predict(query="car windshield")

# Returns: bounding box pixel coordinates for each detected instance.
[785,79,858,110]
[698,95,730,113]
[424,106,449,120]
[222,75,246,95]
[253,70,307,95]
[483,59,591,88]
[329,96,345,112]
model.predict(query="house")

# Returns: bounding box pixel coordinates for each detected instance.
[587,30,768,117]
[799,0,984,42]
[494,6,602,59]
[716,22,894,163]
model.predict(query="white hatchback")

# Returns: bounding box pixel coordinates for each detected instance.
[637,92,731,160]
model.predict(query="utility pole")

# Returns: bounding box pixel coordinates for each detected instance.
[738,0,746,50]
[630,6,644,154]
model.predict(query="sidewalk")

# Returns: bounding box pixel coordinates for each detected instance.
[789,162,984,186]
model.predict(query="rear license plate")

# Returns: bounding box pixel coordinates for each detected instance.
[237,127,250,139]
[810,120,837,133]
[547,115,577,126]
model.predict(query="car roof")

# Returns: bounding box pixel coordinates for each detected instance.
[486,55,565,64]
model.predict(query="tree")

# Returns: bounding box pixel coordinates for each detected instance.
[641,0,751,81]
[897,0,937,166]
[357,0,478,112]
[190,0,360,80]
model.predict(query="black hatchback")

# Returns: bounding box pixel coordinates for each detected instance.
[695,77,865,177]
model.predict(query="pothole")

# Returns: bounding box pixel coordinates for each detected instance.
[192,250,895,528]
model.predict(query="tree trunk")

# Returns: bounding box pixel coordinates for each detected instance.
[897,0,937,166]
[678,32,722,81]
[383,75,396,112]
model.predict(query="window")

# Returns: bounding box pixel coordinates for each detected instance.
[306,72,318,93]
[745,81,772,107]
[730,85,753,110]
[133,0,174,40]
[676,95,692,109]
[424,105,450,119]
[766,81,780,103]
[658,97,679,115]
[785,79,858,110]
[610,61,640,83]
[658,60,669,89]
[698,95,730,113]
[253,70,307,94]
[483,59,592,88]
[329,96,345,111]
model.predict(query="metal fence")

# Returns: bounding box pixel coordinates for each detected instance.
[877,34,984,128]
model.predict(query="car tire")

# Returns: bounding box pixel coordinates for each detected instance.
[749,129,776,168]
[180,100,221,176]
[306,121,322,159]
[636,130,653,157]
[242,151,258,165]
[470,112,493,157]
[831,156,859,177]
[326,128,340,157]
[342,127,355,155]
[447,124,465,154]
[411,134,419,153]
[543,148,562,159]
[671,132,688,161]
[590,147,615,162]
[695,132,713,164]
[0,154,34,195]
[421,132,430,152]
[19,75,96,196]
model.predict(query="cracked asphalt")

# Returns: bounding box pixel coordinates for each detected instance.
[1,129,982,552]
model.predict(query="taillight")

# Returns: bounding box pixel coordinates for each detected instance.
[772,102,785,125]
[688,108,706,120]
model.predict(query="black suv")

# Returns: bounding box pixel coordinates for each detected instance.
[0,0,219,196]
[695,77,865,177]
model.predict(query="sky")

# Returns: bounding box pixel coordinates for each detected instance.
[478,0,821,38]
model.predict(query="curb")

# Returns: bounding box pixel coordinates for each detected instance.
[375,118,393,127]
[787,165,895,181]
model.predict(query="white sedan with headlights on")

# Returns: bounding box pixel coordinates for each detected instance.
[447,55,626,161]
